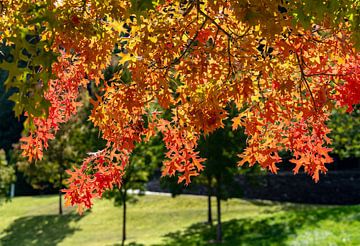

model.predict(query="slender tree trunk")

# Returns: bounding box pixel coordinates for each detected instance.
[216,194,222,242]
[207,193,213,225]
[59,189,63,215]
[121,189,127,246]
[59,172,63,215]
[207,177,213,226]
[216,176,222,243]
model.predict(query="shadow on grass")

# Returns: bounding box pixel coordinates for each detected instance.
[111,243,145,246]
[0,213,84,246]
[157,205,360,246]
[157,219,290,246]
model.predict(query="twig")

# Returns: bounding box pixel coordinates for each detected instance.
[296,52,317,111]
[197,9,232,38]
[157,17,208,71]
[227,36,233,79]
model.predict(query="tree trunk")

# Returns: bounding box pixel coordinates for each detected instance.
[216,194,222,242]
[216,176,222,243]
[207,177,213,226]
[121,189,127,246]
[59,189,63,215]
[59,172,63,215]
[208,193,213,226]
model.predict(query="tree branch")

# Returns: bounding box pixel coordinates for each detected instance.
[156,17,208,71]
[296,52,317,111]
[197,9,232,38]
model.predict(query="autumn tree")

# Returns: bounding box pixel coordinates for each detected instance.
[0,0,360,212]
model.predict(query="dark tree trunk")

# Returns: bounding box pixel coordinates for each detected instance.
[59,172,63,215]
[216,194,222,242]
[59,189,63,215]
[208,193,213,226]
[207,177,213,226]
[121,189,127,246]
[4,149,11,164]
[216,176,222,243]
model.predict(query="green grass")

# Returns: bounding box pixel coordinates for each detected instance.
[0,194,360,246]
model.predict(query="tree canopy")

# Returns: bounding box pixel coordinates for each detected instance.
[0,0,359,211]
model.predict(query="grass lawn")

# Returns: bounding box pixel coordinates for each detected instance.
[0,194,360,246]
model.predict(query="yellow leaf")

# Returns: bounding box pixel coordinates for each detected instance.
[109,20,127,33]
[118,53,137,65]
[148,36,158,43]
[337,57,345,65]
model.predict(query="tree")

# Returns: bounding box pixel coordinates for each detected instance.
[0,0,360,211]
[105,138,161,246]
[159,114,260,242]
[16,125,77,215]
[196,109,264,242]
[0,149,16,202]
[197,119,247,242]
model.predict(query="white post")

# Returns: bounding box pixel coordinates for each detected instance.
[10,183,15,198]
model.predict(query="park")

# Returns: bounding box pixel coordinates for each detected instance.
[0,0,360,245]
